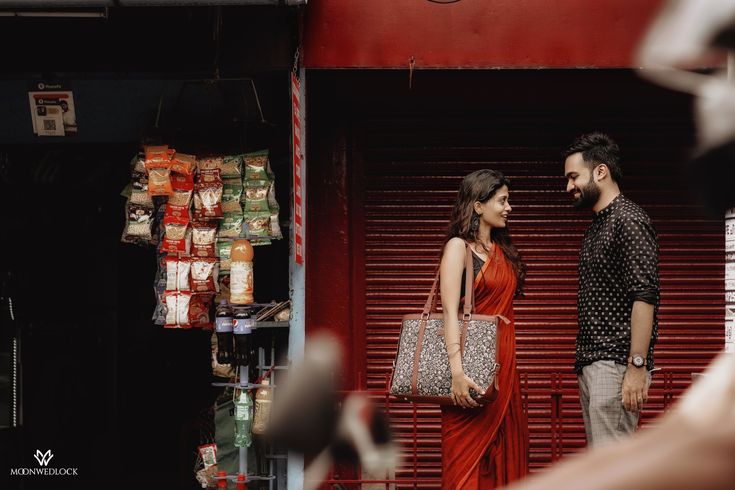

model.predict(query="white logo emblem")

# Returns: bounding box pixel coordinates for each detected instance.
[34,450,54,467]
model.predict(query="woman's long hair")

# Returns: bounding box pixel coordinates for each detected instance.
[444,169,526,295]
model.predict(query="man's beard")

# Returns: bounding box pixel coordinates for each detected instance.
[572,177,601,209]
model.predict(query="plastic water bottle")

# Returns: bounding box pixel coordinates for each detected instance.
[215,300,234,365]
[234,389,253,448]
[252,379,273,435]
[230,239,254,305]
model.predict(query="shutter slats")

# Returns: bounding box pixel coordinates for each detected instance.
[358,117,723,483]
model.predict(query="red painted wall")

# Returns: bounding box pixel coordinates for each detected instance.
[303,0,664,68]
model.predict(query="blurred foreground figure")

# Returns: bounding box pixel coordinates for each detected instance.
[637,0,735,215]
[266,333,398,490]
[506,350,735,490]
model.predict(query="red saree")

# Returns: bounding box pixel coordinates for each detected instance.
[441,247,529,489]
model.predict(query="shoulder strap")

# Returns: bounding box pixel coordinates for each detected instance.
[422,243,475,318]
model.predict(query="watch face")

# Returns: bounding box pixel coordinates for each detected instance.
[633,355,645,368]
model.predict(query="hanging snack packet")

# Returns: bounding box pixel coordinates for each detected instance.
[132,170,148,193]
[216,240,232,274]
[133,155,147,173]
[222,178,243,213]
[215,274,231,304]
[198,444,217,469]
[243,211,271,238]
[198,156,223,173]
[221,154,243,178]
[162,205,191,254]
[190,257,218,293]
[165,256,191,291]
[147,167,173,196]
[170,152,196,176]
[218,212,244,239]
[243,180,271,213]
[165,291,192,328]
[243,150,270,181]
[122,202,155,242]
[191,221,218,257]
[169,173,194,207]
[194,169,224,220]
[189,292,215,329]
[144,145,170,166]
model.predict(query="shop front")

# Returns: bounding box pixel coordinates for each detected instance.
[0,4,305,489]
[303,0,725,485]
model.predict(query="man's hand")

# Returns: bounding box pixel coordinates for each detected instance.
[622,366,648,411]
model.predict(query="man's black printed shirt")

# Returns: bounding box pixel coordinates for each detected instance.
[575,194,659,372]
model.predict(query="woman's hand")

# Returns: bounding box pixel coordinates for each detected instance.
[451,371,483,408]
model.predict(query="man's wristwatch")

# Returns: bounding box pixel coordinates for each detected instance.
[628,354,646,368]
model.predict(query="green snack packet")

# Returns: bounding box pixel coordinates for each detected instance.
[243,211,271,238]
[243,150,270,181]
[221,154,243,178]
[243,180,271,213]
[222,178,243,213]
[218,212,244,238]
[217,240,232,273]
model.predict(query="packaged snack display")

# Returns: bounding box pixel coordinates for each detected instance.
[243,180,270,213]
[218,213,244,238]
[165,290,192,328]
[190,257,218,293]
[170,152,197,175]
[243,150,269,181]
[194,169,224,220]
[192,221,218,257]
[217,240,232,273]
[190,292,215,329]
[165,256,191,291]
[222,178,243,214]
[221,154,243,178]
[169,173,194,207]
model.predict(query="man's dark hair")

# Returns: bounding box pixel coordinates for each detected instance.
[563,132,623,183]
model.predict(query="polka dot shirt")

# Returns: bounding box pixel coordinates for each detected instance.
[576,194,659,372]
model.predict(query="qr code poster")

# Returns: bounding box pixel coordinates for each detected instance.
[28,82,77,136]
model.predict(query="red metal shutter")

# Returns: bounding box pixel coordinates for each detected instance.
[354,96,724,483]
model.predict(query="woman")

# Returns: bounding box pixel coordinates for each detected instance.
[440,169,528,488]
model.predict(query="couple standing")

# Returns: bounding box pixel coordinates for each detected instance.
[439,132,659,488]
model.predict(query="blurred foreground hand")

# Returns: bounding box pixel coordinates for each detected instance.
[266,333,398,490]
[507,351,735,490]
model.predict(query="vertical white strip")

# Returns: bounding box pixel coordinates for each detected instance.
[287,66,306,490]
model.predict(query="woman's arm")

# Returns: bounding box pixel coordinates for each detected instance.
[440,238,482,408]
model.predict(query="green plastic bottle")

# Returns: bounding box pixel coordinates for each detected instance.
[234,389,253,448]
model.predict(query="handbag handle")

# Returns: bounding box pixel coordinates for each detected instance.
[422,242,476,320]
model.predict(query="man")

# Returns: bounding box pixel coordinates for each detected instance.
[563,132,659,446]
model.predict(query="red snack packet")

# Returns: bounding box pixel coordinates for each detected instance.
[165,291,192,328]
[190,257,218,293]
[191,221,218,257]
[190,292,215,329]
[194,169,224,220]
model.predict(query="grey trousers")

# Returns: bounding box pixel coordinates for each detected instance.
[577,360,650,447]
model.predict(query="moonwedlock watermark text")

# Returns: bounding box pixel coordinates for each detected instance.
[9,450,79,478]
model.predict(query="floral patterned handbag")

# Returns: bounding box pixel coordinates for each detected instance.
[389,243,508,405]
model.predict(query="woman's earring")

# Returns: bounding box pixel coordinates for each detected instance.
[470,213,480,231]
